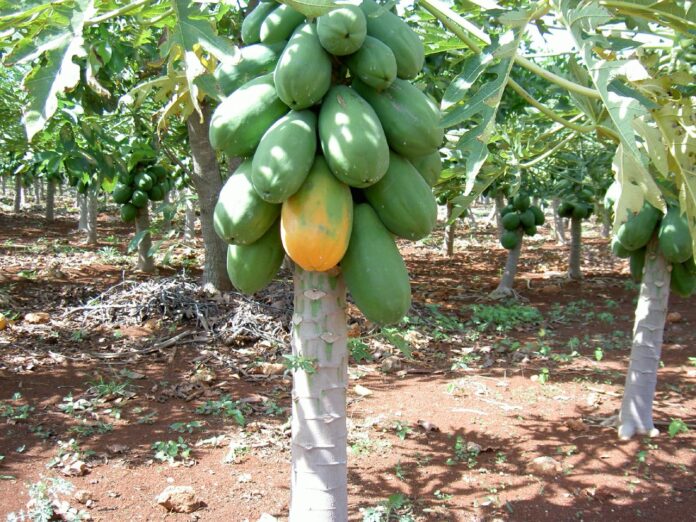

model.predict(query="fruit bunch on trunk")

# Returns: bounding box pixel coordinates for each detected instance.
[499,193,544,249]
[210,0,443,324]
[112,164,171,222]
[612,203,696,295]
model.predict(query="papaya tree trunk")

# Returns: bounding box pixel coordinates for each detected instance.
[2,175,6,195]
[494,193,504,237]
[491,229,523,298]
[77,193,88,232]
[13,174,22,212]
[442,202,456,257]
[290,265,348,522]
[184,187,197,240]
[46,178,56,221]
[552,198,567,244]
[568,216,582,280]
[618,238,670,440]
[135,206,155,273]
[86,189,98,245]
[186,105,233,291]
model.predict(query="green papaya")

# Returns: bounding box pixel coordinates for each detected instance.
[112,183,133,204]
[345,36,397,91]
[363,151,437,240]
[359,0,424,79]
[611,237,632,258]
[226,220,285,294]
[353,78,442,158]
[213,159,281,245]
[209,73,289,157]
[318,85,389,187]
[616,203,661,251]
[519,209,535,228]
[135,172,154,192]
[572,203,588,219]
[500,204,515,217]
[530,205,545,226]
[316,5,366,56]
[629,248,646,283]
[558,202,573,218]
[214,43,284,96]
[513,194,530,212]
[502,212,520,231]
[341,203,411,324]
[260,4,305,44]
[408,150,441,186]
[131,190,148,208]
[671,260,696,297]
[658,206,692,263]
[500,230,520,250]
[120,203,137,223]
[149,165,168,182]
[241,1,278,44]
[523,224,537,236]
[251,110,317,203]
[274,23,332,109]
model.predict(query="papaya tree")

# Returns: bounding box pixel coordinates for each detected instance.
[421,0,695,440]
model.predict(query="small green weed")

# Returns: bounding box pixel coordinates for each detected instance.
[467,303,542,332]
[169,421,204,434]
[195,395,247,426]
[360,493,414,522]
[446,435,479,468]
[349,338,373,363]
[6,477,88,522]
[393,421,412,441]
[668,418,689,438]
[152,437,192,464]
[282,354,318,375]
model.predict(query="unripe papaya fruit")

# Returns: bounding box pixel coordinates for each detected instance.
[558,202,573,218]
[252,110,317,203]
[671,260,696,297]
[319,85,389,187]
[501,212,520,231]
[214,43,284,96]
[242,1,278,44]
[345,36,397,91]
[530,205,545,226]
[316,5,366,56]
[353,78,442,158]
[616,203,661,251]
[359,0,424,79]
[500,230,520,250]
[120,203,137,223]
[523,224,537,236]
[214,159,280,245]
[408,150,441,187]
[513,194,530,212]
[209,73,289,157]
[572,203,588,219]
[260,4,305,44]
[658,206,692,263]
[629,247,646,283]
[226,220,285,294]
[280,156,353,272]
[274,23,332,109]
[611,236,632,258]
[363,151,437,240]
[112,183,133,204]
[131,190,148,208]
[341,203,411,324]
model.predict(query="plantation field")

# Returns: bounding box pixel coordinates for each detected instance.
[0,200,694,522]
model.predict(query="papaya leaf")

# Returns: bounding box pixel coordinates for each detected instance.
[128,229,150,253]
[279,0,338,18]
[7,0,93,141]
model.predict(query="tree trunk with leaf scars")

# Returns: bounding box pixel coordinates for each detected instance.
[135,206,155,273]
[85,189,98,245]
[568,215,582,280]
[290,265,348,521]
[552,198,567,244]
[46,178,56,221]
[13,174,22,212]
[186,105,233,291]
[491,229,523,298]
[618,238,670,440]
[442,202,456,257]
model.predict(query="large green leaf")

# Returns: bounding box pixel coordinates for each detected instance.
[280,0,337,18]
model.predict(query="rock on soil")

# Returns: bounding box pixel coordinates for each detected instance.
[156,485,203,513]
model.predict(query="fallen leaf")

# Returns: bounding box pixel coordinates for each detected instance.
[354,384,372,397]
[417,420,440,432]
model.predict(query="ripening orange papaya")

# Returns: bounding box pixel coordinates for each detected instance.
[280,156,352,271]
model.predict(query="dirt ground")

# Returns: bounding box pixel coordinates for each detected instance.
[0,197,694,522]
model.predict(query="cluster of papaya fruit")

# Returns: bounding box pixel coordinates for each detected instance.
[555,178,594,220]
[112,163,171,222]
[612,204,696,296]
[499,194,544,250]
[210,0,442,324]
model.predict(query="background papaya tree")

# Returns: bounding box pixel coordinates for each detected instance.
[421,0,695,440]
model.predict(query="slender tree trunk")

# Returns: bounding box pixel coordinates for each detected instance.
[135,206,155,273]
[33,179,40,202]
[86,189,98,245]
[598,202,611,238]
[290,265,348,521]
[2,175,6,195]
[552,198,567,244]
[13,174,22,212]
[491,229,523,298]
[184,187,197,240]
[442,202,456,257]
[77,193,88,232]
[618,238,670,440]
[46,178,56,221]
[467,207,478,231]
[494,193,504,237]
[568,216,582,280]
[161,190,172,233]
[186,105,233,291]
